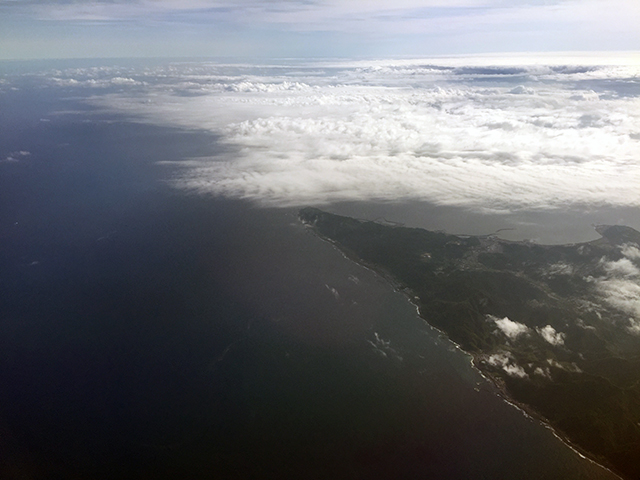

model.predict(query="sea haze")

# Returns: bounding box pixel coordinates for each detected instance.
[0,57,634,479]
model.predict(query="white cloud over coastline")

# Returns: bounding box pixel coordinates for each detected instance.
[77,58,640,212]
[487,352,528,378]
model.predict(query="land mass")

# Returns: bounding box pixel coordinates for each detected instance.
[299,207,640,480]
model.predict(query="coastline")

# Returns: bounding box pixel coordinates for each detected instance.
[301,215,626,480]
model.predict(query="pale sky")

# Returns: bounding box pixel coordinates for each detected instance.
[1,0,639,59]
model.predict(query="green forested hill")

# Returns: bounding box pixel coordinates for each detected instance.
[300,207,640,480]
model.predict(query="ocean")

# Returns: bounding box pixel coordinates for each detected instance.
[0,66,621,479]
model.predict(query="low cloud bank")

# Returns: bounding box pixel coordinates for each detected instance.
[77,59,640,212]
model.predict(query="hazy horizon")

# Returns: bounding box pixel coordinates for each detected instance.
[1,0,639,60]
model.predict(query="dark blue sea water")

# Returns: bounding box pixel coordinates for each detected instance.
[0,81,620,479]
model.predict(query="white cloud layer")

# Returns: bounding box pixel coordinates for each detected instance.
[80,58,640,212]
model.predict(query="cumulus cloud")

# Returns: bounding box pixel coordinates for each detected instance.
[547,358,582,373]
[50,76,146,88]
[222,81,312,93]
[547,262,575,276]
[621,244,640,261]
[576,318,597,331]
[487,352,528,378]
[508,85,534,95]
[591,255,640,332]
[490,315,530,340]
[502,363,528,378]
[596,278,640,323]
[629,318,640,335]
[83,59,640,212]
[534,367,551,379]
[536,325,566,346]
[601,258,640,277]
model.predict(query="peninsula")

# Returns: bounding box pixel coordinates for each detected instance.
[300,207,640,480]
